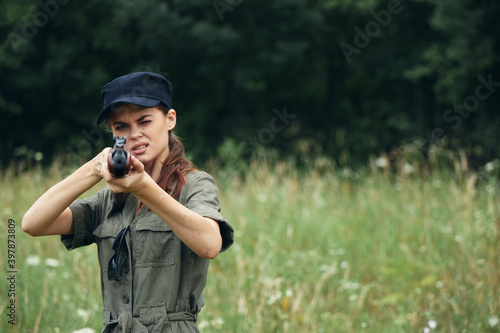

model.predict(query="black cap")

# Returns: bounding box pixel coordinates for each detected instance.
[97,72,173,124]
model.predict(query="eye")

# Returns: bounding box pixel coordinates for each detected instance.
[115,125,128,131]
[140,120,151,125]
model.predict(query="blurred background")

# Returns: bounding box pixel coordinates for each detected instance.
[1,0,499,169]
[2,1,500,332]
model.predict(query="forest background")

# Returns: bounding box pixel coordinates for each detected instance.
[1,0,499,169]
[2,1,500,332]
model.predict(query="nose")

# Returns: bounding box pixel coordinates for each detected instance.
[129,124,143,140]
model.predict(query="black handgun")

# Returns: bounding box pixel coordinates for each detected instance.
[108,136,131,177]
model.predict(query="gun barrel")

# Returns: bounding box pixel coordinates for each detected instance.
[108,137,131,177]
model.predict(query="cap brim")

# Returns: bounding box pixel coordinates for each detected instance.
[96,97,162,124]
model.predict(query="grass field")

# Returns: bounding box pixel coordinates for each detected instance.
[1,153,499,332]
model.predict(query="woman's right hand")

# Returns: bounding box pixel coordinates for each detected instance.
[92,147,112,179]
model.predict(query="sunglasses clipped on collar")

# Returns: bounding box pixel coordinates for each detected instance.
[108,225,130,281]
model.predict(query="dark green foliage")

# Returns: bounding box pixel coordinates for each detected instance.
[1,0,499,167]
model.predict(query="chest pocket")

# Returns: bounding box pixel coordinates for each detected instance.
[133,219,176,267]
[92,223,123,272]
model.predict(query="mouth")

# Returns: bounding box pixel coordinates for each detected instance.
[131,143,148,155]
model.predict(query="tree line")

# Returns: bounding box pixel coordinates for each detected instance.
[1,0,499,168]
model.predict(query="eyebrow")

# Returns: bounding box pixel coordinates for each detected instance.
[136,115,151,122]
[112,114,151,126]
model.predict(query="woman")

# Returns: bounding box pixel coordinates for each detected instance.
[22,72,234,332]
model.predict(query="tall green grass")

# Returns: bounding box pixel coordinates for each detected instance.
[1,154,499,332]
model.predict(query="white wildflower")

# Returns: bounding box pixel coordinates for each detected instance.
[76,308,90,320]
[320,264,328,272]
[441,226,452,234]
[489,316,499,327]
[34,152,44,161]
[198,320,209,330]
[266,291,282,305]
[402,163,414,175]
[329,248,345,256]
[71,329,95,333]
[375,156,388,168]
[210,318,224,327]
[428,320,437,329]
[342,280,360,290]
[484,161,497,172]
[45,258,60,267]
[26,255,41,266]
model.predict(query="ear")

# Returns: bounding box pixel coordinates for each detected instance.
[166,109,177,131]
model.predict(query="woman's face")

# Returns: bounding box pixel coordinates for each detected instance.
[109,104,176,170]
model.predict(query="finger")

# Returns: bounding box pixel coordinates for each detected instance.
[101,161,112,180]
[130,155,144,173]
[101,147,111,162]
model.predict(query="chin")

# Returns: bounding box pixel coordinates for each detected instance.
[132,154,148,164]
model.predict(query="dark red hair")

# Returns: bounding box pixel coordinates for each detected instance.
[155,104,196,198]
[156,130,196,197]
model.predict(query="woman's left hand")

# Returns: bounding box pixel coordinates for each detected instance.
[102,154,148,194]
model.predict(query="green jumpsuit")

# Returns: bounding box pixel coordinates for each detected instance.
[61,171,234,332]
